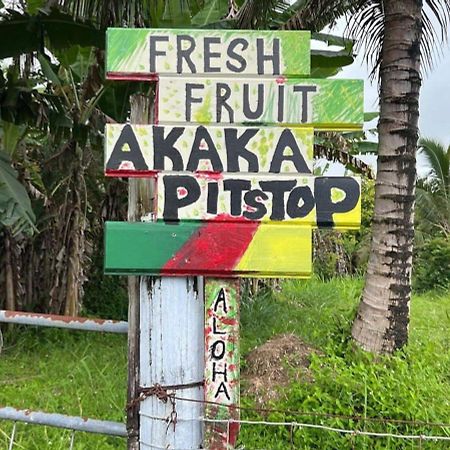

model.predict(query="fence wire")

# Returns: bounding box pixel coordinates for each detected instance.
[137,409,450,449]
[0,420,126,449]
[3,412,450,450]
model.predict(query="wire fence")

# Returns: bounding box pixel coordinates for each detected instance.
[0,423,125,450]
[139,414,450,449]
[2,399,450,449]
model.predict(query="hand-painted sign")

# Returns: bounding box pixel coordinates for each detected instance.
[205,280,240,448]
[104,221,312,278]
[157,78,364,130]
[105,27,364,449]
[105,124,313,176]
[104,28,363,279]
[156,174,361,229]
[106,29,310,79]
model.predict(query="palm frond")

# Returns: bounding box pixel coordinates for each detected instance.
[55,0,155,27]
[282,0,367,32]
[418,138,450,195]
[236,0,290,29]
[315,144,375,179]
[282,0,450,77]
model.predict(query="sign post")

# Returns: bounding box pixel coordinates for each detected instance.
[104,28,363,449]
[204,279,240,447]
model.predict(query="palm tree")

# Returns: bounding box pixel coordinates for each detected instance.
[283,0,450,353]
[416,138,450,237]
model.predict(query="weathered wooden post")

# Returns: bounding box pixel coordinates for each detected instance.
[104,28,363,449]
[126,94,153,450]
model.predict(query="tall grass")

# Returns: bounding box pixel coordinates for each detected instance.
[0,277,449,449]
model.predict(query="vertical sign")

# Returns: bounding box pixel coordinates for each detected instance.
[205,280,240,448]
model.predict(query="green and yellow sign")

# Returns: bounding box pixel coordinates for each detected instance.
[104,29,363,279]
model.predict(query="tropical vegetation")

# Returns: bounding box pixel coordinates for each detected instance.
[0,0,448,365]
[1,277,449,449]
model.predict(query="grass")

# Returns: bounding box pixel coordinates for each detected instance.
[239,278,450,449]
[0,330,127,449]
[0,277,449,449]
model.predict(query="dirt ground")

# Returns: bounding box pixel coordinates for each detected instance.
[241,333,322,406]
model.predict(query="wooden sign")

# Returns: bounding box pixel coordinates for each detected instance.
[106,28,311,79]
[104,221,312,278]
[105,124,313,177]
[205,280,240,448]
[157,77,364,130]
[156,174,361,229]
[104,26,364,450]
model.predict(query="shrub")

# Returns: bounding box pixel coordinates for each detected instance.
[82,252,128,320]
[413,236,450,293]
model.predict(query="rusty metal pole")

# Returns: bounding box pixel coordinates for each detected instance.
[127,92,154,450]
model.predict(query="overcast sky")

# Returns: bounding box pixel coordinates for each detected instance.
[319,17,450,176]
[337,37,450,147]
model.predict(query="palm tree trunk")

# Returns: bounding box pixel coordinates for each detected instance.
[352,0,422,353]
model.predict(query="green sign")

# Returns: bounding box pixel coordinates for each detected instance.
[106,28,311,78]
[157,78,364,130]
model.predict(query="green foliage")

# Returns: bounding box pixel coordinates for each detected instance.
[313,179,375,279]
[414,237,450,293]
[0,279,449,448]
[416,138,450,238]
[0,328,127,449]
[26,0,47,15]
[191,0,229,26]
[0,150,35,235]
[0,8,104,60]
[241,277,363,355]
[310,32,354,78]
[82,252,128,321]
[239,278,450,449]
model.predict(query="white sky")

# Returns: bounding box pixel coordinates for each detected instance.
[318,16,450,175]
[336,32,450,147]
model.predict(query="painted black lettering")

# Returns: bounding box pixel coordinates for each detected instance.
[243,189,268,220]
[185,84,204,122]
[186,126,223,172]
[315,177,360,227]
[212,362,228,382]
[149,36,169,73]
[106,124,148,171]
[223,179,251,216]
[287,186,315,218]
[214,382,231,400]
[216,83,234,123]
[269,129,311,173]
[225,128,259,172]
[153,126,184,171]
[277,84,285,123]
[207,182,218,215]
[204,37,221,73]
[259,180,296,220]
[213,288,228,313]
[162,175,201,221]
[256,37,280,75]
[227,38,248,73]
[213,317,226,335]
[177,35,196,74]
[243,83,264,119]
[293,85,317,123]
[211,340,226,360]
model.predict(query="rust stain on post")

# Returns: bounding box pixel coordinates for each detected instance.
[0,310,127,333]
